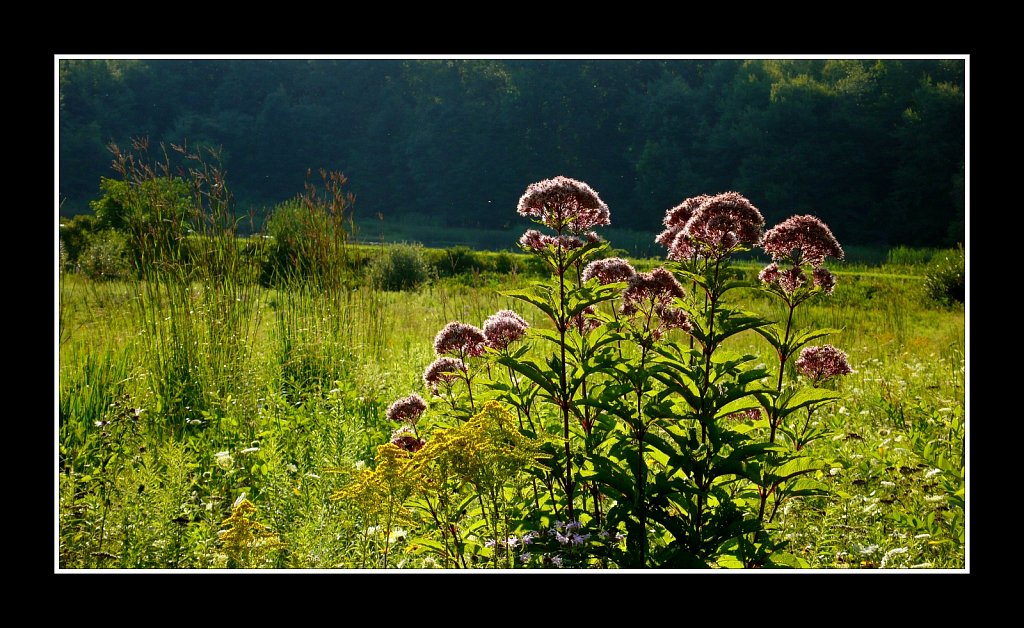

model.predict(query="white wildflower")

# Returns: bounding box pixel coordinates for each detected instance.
[880,547,909,568]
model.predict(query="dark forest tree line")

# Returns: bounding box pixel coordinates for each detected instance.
[58,58,965,248]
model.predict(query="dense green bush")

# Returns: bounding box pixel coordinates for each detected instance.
[923,243,965,306]
[79,230,130,280]
[368,243,431,291]
[59,214,101,269]
[260,199,353,287]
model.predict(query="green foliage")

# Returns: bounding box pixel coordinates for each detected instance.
[61,58,965,249]
[368,243,431,291]
[78,229,130,280]
[59,214,100,268]
[88,174,193,271]
[259,171,357,289]
[923,244,965,306]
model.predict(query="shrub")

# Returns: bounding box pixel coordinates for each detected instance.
[59,214,101,269]
[368,243,431,291]
[259,171,357,289]
[923,243,965,306]
[79,230,130,280]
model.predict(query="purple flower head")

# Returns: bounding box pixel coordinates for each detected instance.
[518,230,589,253]
[656,195,713,260]
[655,304,692,333]
[423,357,467,395]
[483,309,529,350]
[778,266,807,294]
[664,194,712,230]
[681,191,765,258]
[517,176,610,233]
[570,305,601,334]
[666,230,698,262]
[795,344,854,382]
[386,393,427,426]
[621,267,686,316]
[812,267,837,295]
[519,229,546,251]
[550,234,586,251]
[582,257,637,285]
[434,321,486,358]
[390,426,425,453]
[758,262,781,285]
[761,214,844,268]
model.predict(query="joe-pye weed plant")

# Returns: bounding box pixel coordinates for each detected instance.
[340,176,853,568]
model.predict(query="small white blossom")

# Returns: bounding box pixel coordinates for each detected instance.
[880,547,909,568]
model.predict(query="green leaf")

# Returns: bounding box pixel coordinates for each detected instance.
[567,283,620,318]
[710,309,771,345]
[408,537,448,555]
[503,288,558,324]
[714,396,762,419]
[753,325,785,352]
[765,552,809,568]
[495,356,558,399]
[777,387,842,418]
[564,238,608,269]
[791,327,844,351]
[580,466,634,500]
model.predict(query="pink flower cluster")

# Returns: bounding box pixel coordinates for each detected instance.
[517,175,610,234]
[620,267,692,335]
[655,194,712,258]
[483,309,529,350]
[761,214,844,268]
[570,305,601,334]
[390,425,425,453]
[423,356,467,395]
[518,230,601,252]
[433,321,486,358]
[758,216,841,292]
[385,393,428,425]
[621,267,685,316]
[581,257,637,285]
[657,192,764,260]
[795,345,853,382]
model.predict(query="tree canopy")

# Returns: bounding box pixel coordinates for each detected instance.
[58,58,966,248]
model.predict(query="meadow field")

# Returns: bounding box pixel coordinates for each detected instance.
[56,230,966,570]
